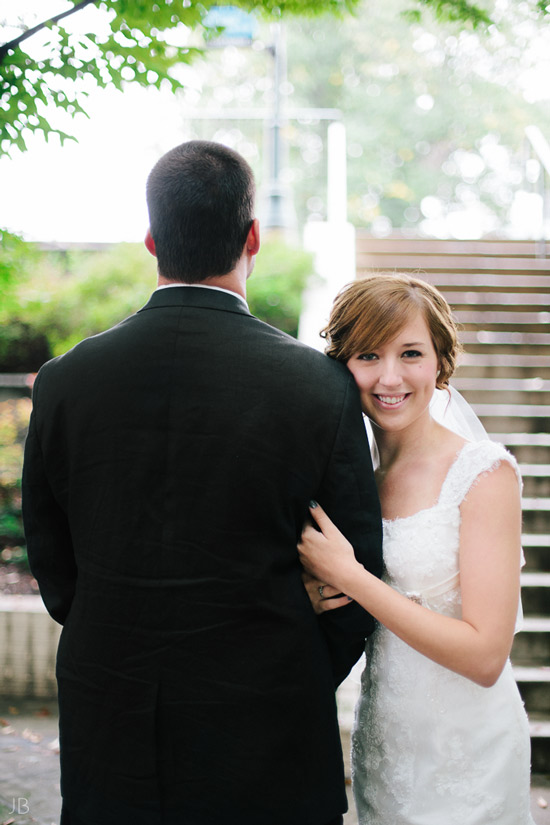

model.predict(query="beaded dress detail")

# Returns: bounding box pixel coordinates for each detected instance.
[351,440,535,825]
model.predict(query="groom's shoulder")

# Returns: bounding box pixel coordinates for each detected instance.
[34,312,137,385]
[252,317,349,380]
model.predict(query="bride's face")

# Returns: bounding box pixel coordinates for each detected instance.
[346,310,440,434]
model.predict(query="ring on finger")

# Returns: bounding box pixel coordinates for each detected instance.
[318,585,325,598]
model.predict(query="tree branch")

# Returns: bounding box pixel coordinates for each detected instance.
[0,0,99,65]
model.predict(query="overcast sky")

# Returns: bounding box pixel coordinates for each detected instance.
[0,1,212,243]
[0,84,193,243]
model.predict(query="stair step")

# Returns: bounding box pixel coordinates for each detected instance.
[523,535,550,547]
[522,535,550,571]
[446,291,550,307]
[513,666,550,714]
[513,618,550,667]
[484,422,549,437]
[456,384,550,406]
[523,553,550,573]
[522,573,550,585]
[522,514,550,535]
[519,472,550,498]
[456,310,550,326]
[460,353,550,368]
[520,574,550,615]
[459,367,550,380]
[459,365,550,381]
[518,469,550,498]
[355,236,544,256]
[529,716,550,774]
[497,439,550,466]
[461,394,550,410]
[522,501,550,512]
[520,466,550,477]
[530,716,550,736]
[513,665,550,684]
[520,617,550,631]
[357,255,550,276]
[454,378,550,392]
[454,308,550,332]
[493,434,550,447]
[461,330,550,345]
[472,404,550,417]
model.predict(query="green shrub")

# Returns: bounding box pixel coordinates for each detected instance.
[248,235,314,338]
[1,236,313,367]
[0,398,31,563]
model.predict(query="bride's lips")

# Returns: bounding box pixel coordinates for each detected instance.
[373,393,410,409]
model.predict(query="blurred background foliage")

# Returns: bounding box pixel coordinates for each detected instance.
[0,397,31,569]
[182,0,550,236]
[0,229,40,311]
[0,236,313,369]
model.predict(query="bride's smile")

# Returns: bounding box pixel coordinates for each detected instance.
[373,393,409,407]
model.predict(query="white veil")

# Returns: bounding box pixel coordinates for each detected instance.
[429,385,488,442]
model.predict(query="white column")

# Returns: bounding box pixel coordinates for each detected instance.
[327,121,348,225]
[298,122,356,350]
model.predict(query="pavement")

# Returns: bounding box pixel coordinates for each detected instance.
[0,699,60,825]
[0,699,548,825]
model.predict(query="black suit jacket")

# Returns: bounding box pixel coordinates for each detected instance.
[22,286,382,825]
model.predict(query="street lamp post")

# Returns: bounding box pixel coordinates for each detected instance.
[203,8,294,232]
[260,23,295,233]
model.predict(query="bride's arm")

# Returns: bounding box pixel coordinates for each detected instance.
[298,461,521,688]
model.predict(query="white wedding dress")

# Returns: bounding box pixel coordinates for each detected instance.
[351,439,535,825]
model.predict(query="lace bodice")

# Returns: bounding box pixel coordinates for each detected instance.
[382,439,521,616]
[351,439,534,825]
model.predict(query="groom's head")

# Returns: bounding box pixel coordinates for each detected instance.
[145,140,256,283]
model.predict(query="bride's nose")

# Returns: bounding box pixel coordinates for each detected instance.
[378,359,403,387]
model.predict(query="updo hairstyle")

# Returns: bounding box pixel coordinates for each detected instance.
[321,273,462,390]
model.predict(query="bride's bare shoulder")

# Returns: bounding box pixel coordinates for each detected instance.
[377,427,470,519]
[433,422,468,464]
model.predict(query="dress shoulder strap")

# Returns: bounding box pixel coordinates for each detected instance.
[439,440,522,509]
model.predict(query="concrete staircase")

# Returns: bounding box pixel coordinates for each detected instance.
[356,235,550,773]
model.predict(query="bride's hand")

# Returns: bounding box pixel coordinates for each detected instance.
[301,572,351,614]
[298,501,361,596]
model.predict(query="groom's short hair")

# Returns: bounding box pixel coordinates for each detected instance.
[146,140,255,283]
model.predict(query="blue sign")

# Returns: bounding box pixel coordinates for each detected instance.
[203,6,258,43]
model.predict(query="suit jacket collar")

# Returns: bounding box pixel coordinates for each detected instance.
[139,285,252,317]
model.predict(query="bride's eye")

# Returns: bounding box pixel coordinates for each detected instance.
[402,350,422,358]
[357,353,378,362]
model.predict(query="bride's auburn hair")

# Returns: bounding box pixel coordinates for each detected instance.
[321,273,462,389]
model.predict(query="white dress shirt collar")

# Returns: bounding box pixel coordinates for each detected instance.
[155,282,249,310]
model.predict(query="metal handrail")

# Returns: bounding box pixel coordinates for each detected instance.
[525,125,550,257]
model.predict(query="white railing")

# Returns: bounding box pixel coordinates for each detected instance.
[525,125,550,257]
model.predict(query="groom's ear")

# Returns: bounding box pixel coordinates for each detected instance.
[246,218,260,257]
[144,228,157,257]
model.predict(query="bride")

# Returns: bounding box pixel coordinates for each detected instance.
[298,274,535,825]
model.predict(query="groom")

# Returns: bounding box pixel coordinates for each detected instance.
[22,140,382,825]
